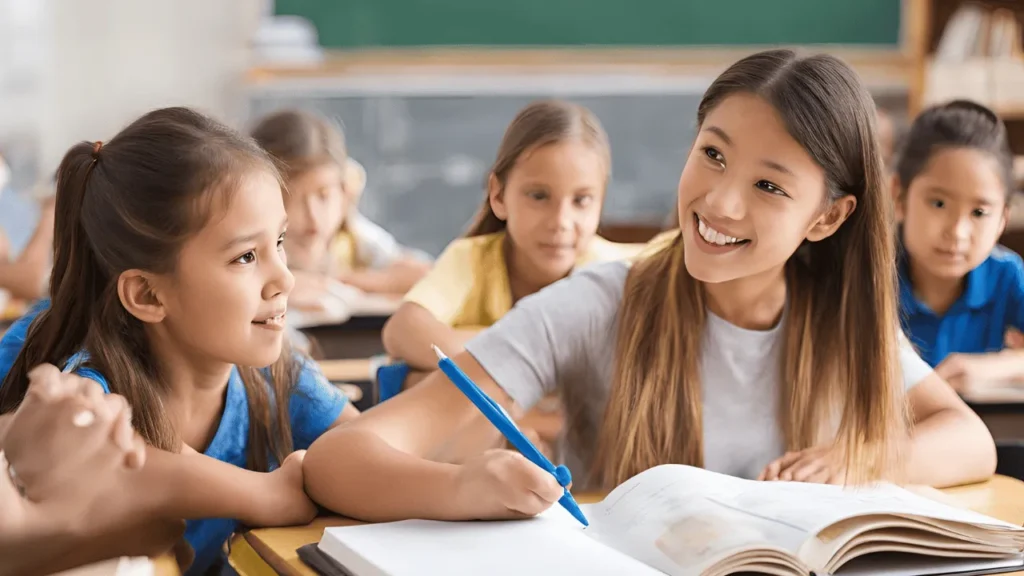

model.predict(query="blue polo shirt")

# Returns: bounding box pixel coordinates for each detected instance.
[0,300,348,575]
[899,246,1024,367]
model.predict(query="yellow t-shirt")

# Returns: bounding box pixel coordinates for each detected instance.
[404,231,645,328]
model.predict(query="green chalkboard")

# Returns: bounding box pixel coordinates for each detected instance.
[274,0,901,48]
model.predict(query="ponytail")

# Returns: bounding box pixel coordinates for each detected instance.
[0,142,108,413]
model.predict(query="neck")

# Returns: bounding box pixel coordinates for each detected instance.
[146,326,233,452]
[702,263,788,330]
[907,259,963,316]
[504,235,565,303]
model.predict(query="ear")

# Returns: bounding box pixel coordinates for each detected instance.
[999,203,1011,237]
[806,195,857,243]
[117,270,167,324]
[487,173,508,222]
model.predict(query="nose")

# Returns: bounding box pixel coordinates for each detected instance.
[945,213,972,243]
[702,176,745,220]
[550,197,574,232]
[263,247,295,302]
[301,195,325,236]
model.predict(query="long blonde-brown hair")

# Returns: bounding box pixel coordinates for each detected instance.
[593,50,907,488]
[465,100,610,237]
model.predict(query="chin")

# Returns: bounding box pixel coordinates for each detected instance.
[242,342,286,369]
[680,237,743,285]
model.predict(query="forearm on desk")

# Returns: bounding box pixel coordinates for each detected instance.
[972,350,1024,382]
[303,427,464,522]
[142,449,271,523]
[904,407,997,488]
[339,259,429,296]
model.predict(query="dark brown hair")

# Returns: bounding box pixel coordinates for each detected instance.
[594,50,907,488]
[0,107,299,471]
[465,100,611,237]
[895,99,1014,200]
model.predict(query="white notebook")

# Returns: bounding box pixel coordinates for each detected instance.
[53,557,154,576]
[317,465,1024,576]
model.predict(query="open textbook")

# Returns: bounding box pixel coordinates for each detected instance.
[315,465,1024,576]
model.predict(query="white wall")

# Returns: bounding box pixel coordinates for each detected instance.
[38,0,262,171]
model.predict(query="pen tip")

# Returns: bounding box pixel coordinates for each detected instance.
[431,344,447,360]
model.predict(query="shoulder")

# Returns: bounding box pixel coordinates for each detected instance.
[985,245,1024,275]
[2,298,49,346]
[580,236,646,265]
[431,233,503,275]
[530,260,629,313]
[635,230,680,262]
[453,232,503,260]
[978,245,1024,290]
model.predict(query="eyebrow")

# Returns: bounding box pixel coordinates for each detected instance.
[221,217,289,252]
[761,160,794,176]
[925,185,997,206]
[704,125,733,146]
[704,125,794,176]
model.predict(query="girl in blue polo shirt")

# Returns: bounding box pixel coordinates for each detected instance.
[895,100,1024,393]
[0,107,359,575]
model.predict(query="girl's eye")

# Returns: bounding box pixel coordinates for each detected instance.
[756,180,787,196]
[929,199,945,209]
[235,251,256,265]
[574,194,593,208]
[973,208,989,218]
[528,190,549,201]
[702,146,725,164]
[277,233,286,249]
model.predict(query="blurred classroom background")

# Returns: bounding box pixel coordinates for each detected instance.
[0,0,1022,256]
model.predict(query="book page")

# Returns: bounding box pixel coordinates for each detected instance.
[582,465,811,576]
[319,507,664,576]
[581,465,1022,576]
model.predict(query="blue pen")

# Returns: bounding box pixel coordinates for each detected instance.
[432,345,589,527]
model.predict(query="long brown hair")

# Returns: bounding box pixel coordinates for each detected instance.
[465,100,611,237]
[0,107,300,471]
[593,50,907,488]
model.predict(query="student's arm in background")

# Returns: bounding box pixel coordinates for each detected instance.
[382,242,478,369]
[761,339,995,488]
[338,257,431,296]
[0,198,54,301]
[382,303,481,369]
[935,257,1024,389]
[340,215,431,295]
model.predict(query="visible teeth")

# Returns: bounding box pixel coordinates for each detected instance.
[696,216,743,246]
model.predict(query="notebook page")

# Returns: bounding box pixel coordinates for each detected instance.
[582,465,811,576]
[318,507,663,576]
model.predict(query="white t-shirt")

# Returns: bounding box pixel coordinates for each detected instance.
[464,261,933,489]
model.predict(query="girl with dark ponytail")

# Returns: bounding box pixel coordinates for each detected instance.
[0,107,358,574]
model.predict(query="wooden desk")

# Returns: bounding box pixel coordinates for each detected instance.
[229,476,1024,576]
[964,387,1024,442]
[318,359,374,383]
[318,358,377,411]
[154,555,180,576]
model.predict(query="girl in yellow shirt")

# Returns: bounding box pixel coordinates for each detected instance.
[381,100,643,442]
